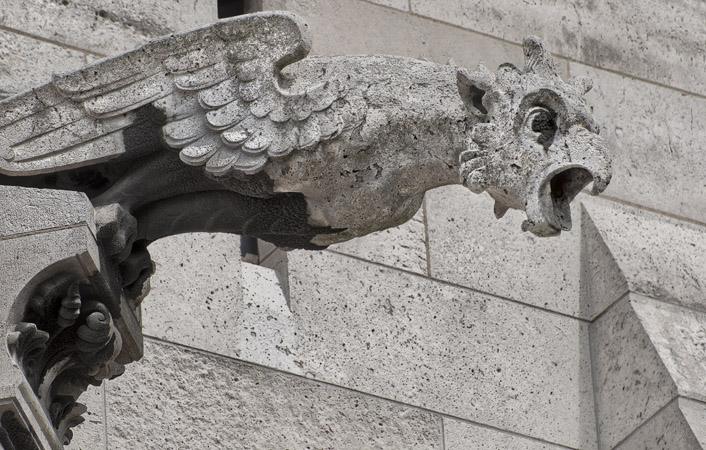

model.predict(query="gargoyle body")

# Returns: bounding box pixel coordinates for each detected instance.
[0,12,611,296]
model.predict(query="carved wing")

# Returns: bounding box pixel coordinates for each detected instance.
[0,12,362,176]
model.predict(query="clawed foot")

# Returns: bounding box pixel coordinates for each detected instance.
[94,204,154,302]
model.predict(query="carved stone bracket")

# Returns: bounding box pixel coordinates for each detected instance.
[0,185,145,449]
[7,272,125,445]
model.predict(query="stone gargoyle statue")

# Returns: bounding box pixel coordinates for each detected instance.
[0,11,611,296]
[0,12,613,447]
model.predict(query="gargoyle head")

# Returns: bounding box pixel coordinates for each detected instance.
[457,37,612,237]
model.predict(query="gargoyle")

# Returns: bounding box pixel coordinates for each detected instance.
[0,12,611,296]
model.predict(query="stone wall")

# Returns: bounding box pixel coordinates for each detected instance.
[1,0,706,448]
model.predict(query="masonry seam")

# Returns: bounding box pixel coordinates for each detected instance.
[142,335,577,449]
[0,222,94,242]
[326,248,592,322]
[358,0,706,101]
[0,24,105,57]
[609,397,678,449]
[440,415,445,450]
[422,195,432,278]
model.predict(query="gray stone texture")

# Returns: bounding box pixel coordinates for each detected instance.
[141,233,244,356]
[364,0,409,12]
[410,0,706,95]
[106,339,442,449]
[579,201,628,320]
[142,246,595,447]
[615,398,706,450]
[0,186,94,238]
[443,418,568,450]
[425,185,582,317]
[0,30,88,97]
[65,384,106,450]
[0,0,218,55]
[589,294,678,449]
[631,294,706,404]
[329,207,427,275]
[581,196,706,313]
[572,63,706,225]
[260,0,525,72]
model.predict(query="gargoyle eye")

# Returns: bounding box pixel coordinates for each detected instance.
[527,107,557,149]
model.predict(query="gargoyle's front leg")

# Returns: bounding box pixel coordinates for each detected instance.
[94,203,155,301]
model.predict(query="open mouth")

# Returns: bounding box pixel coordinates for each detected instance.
[547,167,594,231]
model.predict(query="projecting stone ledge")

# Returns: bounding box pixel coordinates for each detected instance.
[581,197,706,449]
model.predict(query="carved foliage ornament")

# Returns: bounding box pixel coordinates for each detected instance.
[7,273,124,445]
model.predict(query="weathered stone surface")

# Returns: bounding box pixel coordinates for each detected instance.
[260,0,524,70]
[680,397,706,447]
[582,196,706,312]
[365,0,410,11]
[0,0,218,55]
[572,63,706,225]
[65,384,105,450]
[285,251,594,448]
[329,207,427,274]
[579,200,628,320]
[425,185,582,316]
[0,30,88,97]
[632,294,706,403]
[0,186,94,238]
[590,294,678,449]
[615,398,706,450]
[106,339,442,449]
[444,418,568,450]
[0,227,99,322]
[142,246,595,447]
[141,233,244,356]
[410,0,706,94]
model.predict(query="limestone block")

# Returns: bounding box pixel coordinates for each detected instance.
[65,384,105,450]
[615,398,706,450]
[590,294,678,449]
[631,294,706,404]
[579,201,628,320]
[581,196,706,312]
[425,185,582,317]
[140,233,244,356]
[410,0,706,94]
[366,0,410,11]
[284,251,594,448]
[443,418,567,450]
[0,186,94,238]
[105,339,442,449]
[572,63,706,224]
[259,0,524,71]
[0,30,87,99]
[330,207,427,275]
[0,0,218,55]
[143,245,594,447]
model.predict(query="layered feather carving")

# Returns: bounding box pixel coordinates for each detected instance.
[0,12,365,176]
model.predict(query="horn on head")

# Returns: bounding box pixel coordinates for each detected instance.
[522,36,560,78]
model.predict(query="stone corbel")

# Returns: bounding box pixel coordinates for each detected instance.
[0,186,143,449]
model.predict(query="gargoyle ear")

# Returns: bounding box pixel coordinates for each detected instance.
[522,36,561,78]
[457,65,493,117]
